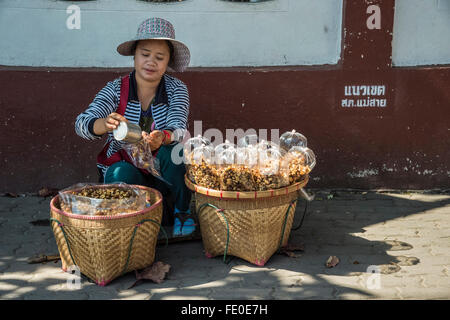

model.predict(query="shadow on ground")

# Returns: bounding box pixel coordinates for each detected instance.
[0,189,448,299]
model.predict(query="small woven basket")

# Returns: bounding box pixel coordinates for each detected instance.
[185,176,309,266]
[50,185,163,286]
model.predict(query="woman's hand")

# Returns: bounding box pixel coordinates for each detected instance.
[104,113,128,131]
[93,113,128,135]
[142,130,165,151]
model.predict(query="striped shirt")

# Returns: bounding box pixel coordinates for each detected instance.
[75,71,190,176]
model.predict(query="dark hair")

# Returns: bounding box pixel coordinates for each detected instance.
[132,40,174,63]
[131,41,138,56]
[166,40,174,63]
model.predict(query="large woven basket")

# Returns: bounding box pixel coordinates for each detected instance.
[185,176,309,266]
[50,185,163,286]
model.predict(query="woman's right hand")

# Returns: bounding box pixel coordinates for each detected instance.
[93,113,128,135]
[103,113,128,131]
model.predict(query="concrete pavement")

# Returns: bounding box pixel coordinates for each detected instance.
[0,189,449,300]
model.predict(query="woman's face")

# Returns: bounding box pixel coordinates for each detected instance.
[134,39,170,82]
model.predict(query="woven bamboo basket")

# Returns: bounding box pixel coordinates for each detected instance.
[185,175,309,266]
[50,184,163,286]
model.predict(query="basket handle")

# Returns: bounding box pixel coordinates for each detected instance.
[278,196,311,249]
[279,198,299,249]
[197,203,231,264]
[50,218,77,267]
[122,218,168,275]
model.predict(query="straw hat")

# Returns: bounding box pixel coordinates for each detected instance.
[117,17,190,72]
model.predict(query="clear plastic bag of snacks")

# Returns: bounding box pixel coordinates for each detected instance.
[214,140,236,155]
[282,146,316,185]
[190,162,221,190]
[121,131,165,180]
[186,145,220,190]
[257,140,285,155]
[220,147,257,191]
[58,183,148,216]
[253,147,289,190]
[183,136,220,189]
[215,145,237,190]
[215,148,236,168]
[214,141,236,168]
[183,135,212,163]
[220,165,256,191]
[237,134,259,148]
[279,130,308,152]
[236,146,258,168]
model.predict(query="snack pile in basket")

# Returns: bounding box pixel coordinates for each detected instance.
[58,183,148,216]
[184,130,316,191]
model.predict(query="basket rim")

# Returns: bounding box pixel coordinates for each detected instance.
[184,175,309,199]
[50,184,163,220]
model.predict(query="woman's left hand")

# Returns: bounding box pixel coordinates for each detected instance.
[143,130,165,151]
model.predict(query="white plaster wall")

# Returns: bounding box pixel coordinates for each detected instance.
[0,0,343,68]
[392,0,450,66]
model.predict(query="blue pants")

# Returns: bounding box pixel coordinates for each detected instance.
[104,143,192,225]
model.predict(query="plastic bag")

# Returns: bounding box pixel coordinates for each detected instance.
[282,146,316,184]
[219,165,255,191]
[214,141,236,159]
[121,133,166,184]
[237,134,259,148]
[257,139,280,151]
[236,146,258,168]
[58,183,148,216]
[252,147,289,191]
[188,160,221,190]
[185,145,220,189]
[183,135,212,163]
[256,139,286,157]
[280,130,308,152]
[215,148,236,169]
[218,147,257,191]
[214,141,236,172]
[184,138,214,166]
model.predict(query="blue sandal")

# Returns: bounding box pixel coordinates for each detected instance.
[173,212,197,237]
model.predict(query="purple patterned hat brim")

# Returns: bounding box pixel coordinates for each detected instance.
[117,37,190,72]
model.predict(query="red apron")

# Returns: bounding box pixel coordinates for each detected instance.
[96,75,148,174]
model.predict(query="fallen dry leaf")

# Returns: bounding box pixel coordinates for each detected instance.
[326,256,340,268]
[128,261,171,289]
[38,187,59,197]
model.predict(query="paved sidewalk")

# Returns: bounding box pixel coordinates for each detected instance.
[0,189,449,300]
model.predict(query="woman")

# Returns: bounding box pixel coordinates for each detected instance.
[75,17,194,237]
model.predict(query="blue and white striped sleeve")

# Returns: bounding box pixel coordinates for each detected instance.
[165,82,190,141]
[75,80,119,140]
